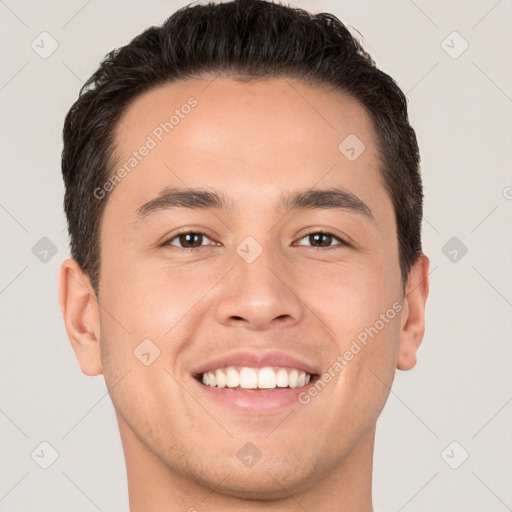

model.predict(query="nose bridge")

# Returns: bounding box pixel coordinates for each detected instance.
[214,235,304,329]
[236,240,285,296]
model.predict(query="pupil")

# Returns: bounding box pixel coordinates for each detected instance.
[311,233,331,246]
[181,233,201,247]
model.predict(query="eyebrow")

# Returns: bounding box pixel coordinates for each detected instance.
[134,186,375,223]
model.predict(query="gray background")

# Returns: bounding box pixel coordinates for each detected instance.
[1,0,511,510]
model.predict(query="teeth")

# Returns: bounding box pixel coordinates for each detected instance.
[276,368,289,387]
[226,367,239,388]
[200,366,312,390]
[258,367,277,389]
[239,367,258,389]
[289,369,299,388]
[215,369,227,388]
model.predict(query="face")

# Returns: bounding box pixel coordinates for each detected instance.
[66,77,426,499]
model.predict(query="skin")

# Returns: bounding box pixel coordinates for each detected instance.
[59,76,429,511]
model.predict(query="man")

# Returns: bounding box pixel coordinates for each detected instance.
[58,0,429,510]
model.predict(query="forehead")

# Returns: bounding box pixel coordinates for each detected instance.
[106,76,390,223]
[115,76,376,160]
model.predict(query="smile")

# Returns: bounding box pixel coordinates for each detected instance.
[190,349,321,413]
[198,366,313,390]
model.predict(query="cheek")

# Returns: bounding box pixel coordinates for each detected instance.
[97,254,223,382]
[301,255,402,408]
[301,251,401,333]
[332,271,402,424]
[330,261,402,385]
[99,246,187,332]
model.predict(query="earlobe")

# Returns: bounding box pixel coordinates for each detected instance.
[397,253,430,371]
[58,259,103,376]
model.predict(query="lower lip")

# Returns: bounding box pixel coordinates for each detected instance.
[192,377,314,414]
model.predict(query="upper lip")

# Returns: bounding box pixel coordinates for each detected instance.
[191,350,321,377]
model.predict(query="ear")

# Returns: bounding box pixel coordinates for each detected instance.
[58,258,102,376]
[397,253,430,371]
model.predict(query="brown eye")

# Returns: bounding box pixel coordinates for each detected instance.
[296,232,348,249]
[165,232,213,249]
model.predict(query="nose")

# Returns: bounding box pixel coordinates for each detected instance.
[214,247,304,331]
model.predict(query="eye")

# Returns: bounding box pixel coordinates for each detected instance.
[295,232,350,249]
[163,231,216,249]
[161,230,350,250]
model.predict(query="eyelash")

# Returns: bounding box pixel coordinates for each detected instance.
[161,230,351,250]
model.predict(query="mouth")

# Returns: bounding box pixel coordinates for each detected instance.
[190,350,322,414]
